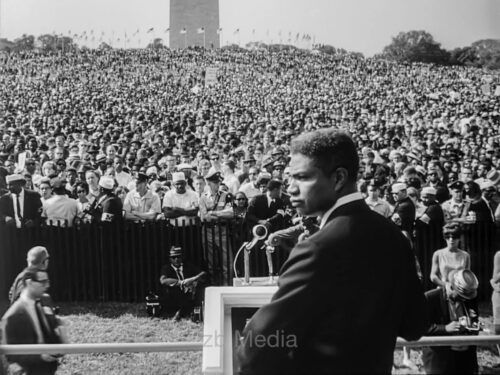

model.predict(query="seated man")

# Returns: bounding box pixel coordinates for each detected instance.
[159,246,206,321]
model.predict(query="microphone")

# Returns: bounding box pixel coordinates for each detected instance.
[245,224,268,250]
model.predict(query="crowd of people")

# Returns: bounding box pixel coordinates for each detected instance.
[0,46,500,372]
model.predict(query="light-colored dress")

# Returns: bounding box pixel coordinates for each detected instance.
[434,248,470,283]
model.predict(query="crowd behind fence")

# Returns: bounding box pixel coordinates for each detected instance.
[1,220,499,304]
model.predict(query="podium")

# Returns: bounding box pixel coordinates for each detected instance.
[202,282,278,375]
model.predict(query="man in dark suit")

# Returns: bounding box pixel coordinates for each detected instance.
[246,179,285,233]
[236,129,428,374]
[0,174,42,228]
[423,269,479,374]
[2,268,66,374]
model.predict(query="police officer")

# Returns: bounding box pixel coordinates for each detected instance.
[442,180,466,222]
[200,171,234,285]
[91,176,123,222]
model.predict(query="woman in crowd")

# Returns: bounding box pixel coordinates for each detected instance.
[38,177,52,203]
[75,181,93,223]
[85,170,101,202]
[115,186,130,205]
[430,223,470,289]
[233,192,249,221]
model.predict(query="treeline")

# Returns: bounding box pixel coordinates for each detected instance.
[1,30,499,69]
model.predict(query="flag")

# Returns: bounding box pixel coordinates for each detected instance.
[133,29,139,36]
[180,28,187,34]
[147,27,154,33]
[234,29,240,35]
[217,28,222,35]
[197,27,205,34]
[164,28,170,33]
[295,33,299,41]
[252,29,255,35]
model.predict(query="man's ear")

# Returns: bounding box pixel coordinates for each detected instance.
[333,168,349,192]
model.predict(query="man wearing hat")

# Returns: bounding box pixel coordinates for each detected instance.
[0,174,42,228]
[423,269,480,374]
[90,176,122,222]
[390,182,416,236]
[42,177,79,227]
[200,170,234,285]
[442,181,466,222]
[123,173,161,222]
[162,172,199,226]
[159,246,206,321]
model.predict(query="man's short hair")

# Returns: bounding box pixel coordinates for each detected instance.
[267,179,283,191]
[27,246,49,267]
[290,129,359,182]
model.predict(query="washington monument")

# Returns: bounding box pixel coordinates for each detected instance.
[170,0,220,49]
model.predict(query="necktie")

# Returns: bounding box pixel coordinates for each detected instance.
[16,194,22,221]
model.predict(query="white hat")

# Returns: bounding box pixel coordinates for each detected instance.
[146,166,158,176]
[391,183,407,193]
[172,172,186,183]
[6,174,25,184]
[480,180,496,191]
[99,176,115,190]
[177,163,193,170]
[421,186,437,196]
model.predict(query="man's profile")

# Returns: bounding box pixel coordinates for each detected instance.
[236,129,428,374]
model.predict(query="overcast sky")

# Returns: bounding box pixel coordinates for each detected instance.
[1,0,499,56]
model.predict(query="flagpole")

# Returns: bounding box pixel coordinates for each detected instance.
[184,32,187,49]
[203,31,206,49]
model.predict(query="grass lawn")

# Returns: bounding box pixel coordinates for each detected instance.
[6,302,500,374]
[57,302,203,375]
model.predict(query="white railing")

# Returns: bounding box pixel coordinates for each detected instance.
[1,336,500,355]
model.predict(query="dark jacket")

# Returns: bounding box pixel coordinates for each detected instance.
[237,200,428,374]
[246,194,285,232]
[2,296,61,374]
[0,189,42,226]
[422,288,478,374]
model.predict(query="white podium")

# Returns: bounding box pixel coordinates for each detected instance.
[202,283,278,375]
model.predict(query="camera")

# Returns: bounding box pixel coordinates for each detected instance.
[145,292,162,317]
[458,316,482,333]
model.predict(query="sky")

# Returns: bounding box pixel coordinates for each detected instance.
[0,0,499,56]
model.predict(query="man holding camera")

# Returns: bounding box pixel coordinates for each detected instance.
[423,269,480,374]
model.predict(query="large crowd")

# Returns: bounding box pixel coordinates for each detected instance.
[0,48,499,226]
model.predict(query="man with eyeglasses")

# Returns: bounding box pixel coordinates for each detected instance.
[2,268,68,375]
[8,246,50,305]
[425,167,449,204]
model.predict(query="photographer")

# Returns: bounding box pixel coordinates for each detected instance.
[423,269,480,374]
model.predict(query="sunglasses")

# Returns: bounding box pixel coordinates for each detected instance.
[445,235,460,240]
[77,190,86,193]
[236,198,246,201]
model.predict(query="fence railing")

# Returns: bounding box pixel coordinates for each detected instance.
[0,220,499,303]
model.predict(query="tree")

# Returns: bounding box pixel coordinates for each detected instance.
[36,34,76,52]
[146,38,165,50]
[13,34,35,51]
[380,30,450,64]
